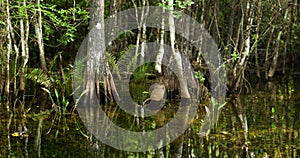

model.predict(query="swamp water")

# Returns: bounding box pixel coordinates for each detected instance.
[0,81,300,158]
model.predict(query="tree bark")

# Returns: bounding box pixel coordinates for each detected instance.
[232,0,254,93]
[11,16,19,97]
[19,0,30,100]
[267,2,289,78]
[168,0,190,99]
[35,0,47,72]
[212,0,219,44]
[254,0,262,78]
[86,0,105,155]
[226,0,236,57]
[34,0,48,111]
[264,26,275,80]
[5,0,12,111]
[155,0,165,73]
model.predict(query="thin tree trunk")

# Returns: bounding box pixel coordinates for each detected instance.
[5,0,12,111]
[195,0,203,63]
[268,3,289,78]
[168,0,190,99]
[140,1,148,65]
[264,26,275,80]
[226,0,236,57]
[18,0,30,117]
[254,0,262,78]
[131,0,148,67]
[283,0,295,75]
[212,0,219,44]
[11,21,19,97]
[232,4,243,82]
[202,0,211,30]
[232,0,254,92]
[238,1,253,68]
[35,0,48,111]
[19,0,30,100]
[0,0,5,101]
[155,0,165,73]
[167,1,191,155]
[35,0,47,72]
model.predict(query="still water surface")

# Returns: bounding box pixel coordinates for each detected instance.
[1,81,300,157]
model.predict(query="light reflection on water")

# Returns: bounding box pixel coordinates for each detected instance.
[1,81,300,157]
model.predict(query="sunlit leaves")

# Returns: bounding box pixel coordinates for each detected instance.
[175,0,194,9]
[159,0,194,10]
[231,52,239,61]
[25,68,51,87]
[271,107,275,113]
[39,5,89,45]
[194,70,205,83]
[158,0,194,18]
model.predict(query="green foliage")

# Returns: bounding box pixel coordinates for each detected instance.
[0,20,4,26]
[48,57,72,114]
[158,0,194,18]
[128,63,154,104]
[194,70,205,83]
[159,0,194,10]
[25,68,51,87]
[132,63,153,81]
[42,86,69,115]
[26,52,72,115]
[231,52,239,61]
[271,107,275,113]
[252,34,258,40]
[40,4,89,45]
[175,0,194,9]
